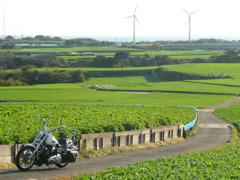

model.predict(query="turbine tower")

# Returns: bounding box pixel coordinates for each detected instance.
[3,7,6,39]
[183,9,199,41]
[125,6,140,45]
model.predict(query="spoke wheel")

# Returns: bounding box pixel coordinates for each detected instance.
[16,146,35,171]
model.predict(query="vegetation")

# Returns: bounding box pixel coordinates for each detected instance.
[215,102,240,132]
[73,103,240,180]
[0,104,195,144]
[0,52,68,69]
[3,68,85,85]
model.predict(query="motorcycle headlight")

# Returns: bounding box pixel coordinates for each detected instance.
[37,132,43,139]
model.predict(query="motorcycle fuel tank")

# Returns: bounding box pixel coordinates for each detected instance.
[45,134,59,145]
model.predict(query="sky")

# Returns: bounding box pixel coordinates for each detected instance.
[0,0,240,42]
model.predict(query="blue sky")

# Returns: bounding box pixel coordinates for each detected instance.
[1,0,240,41]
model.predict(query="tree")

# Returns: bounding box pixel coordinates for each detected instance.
[5,35,15,40]
[35,35,45,40]
[153,55,174,65]
[71,70,85,82]
[92,55,114,67]
[114,52,130,60]
[212,50,240,63]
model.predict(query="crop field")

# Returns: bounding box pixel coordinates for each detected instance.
[76,141,239,179]
[98,76,240,95]
[60,50,222,60]
[162,63,240,78]
[5,66,158,73]
[0,46,142,53]
[0,46,222,61]
[0,81,234,107]
[1,61,239,178]
[215,102,240,132]
[74,102,240,179]
[0,104,195,144]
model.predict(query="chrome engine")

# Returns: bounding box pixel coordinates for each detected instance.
[48,154,62,164]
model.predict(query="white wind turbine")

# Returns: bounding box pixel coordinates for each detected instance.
[183,9,199,41]
[125,6,140,45]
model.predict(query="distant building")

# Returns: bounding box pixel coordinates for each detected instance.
[82,52,97,56]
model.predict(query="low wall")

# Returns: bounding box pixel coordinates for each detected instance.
[80,124,183,150]
[0,124,184,164]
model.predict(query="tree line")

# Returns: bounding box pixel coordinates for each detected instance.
[0,52,68,69]
[90,50,240,68]
[0,68,85,86]
[0,50,240,86]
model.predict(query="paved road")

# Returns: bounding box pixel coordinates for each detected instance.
[0,97,239,180]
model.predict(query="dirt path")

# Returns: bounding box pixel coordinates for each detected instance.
[0,97,239,180]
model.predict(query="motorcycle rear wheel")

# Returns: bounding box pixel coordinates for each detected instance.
[55,161,69,168]
[15,146,36,171]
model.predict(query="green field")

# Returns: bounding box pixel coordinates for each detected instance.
[74,102,240,179]
[1,46,222,61]
[61,50,222,61]
[5,66,159,73]
[0,104,196,144]
[77,142,240,179]
[2,63,239,107]
[162,63,240,78]
[0,46,142,53]
[1,62,240,178]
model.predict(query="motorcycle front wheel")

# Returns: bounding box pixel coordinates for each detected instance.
[15,146,36,171]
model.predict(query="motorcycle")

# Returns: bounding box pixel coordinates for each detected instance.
[15,119,79,171]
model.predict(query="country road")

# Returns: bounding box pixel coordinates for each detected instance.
[0,97,239,180]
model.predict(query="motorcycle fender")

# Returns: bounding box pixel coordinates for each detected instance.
[18,144,36,150]
[27,144,36,149]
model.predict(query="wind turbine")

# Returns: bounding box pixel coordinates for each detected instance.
[125,6,140,45]
[183,9,199,41]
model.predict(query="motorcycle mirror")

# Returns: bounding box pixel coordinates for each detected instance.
[61,125,67,128]
[71,131,77,137]
[43,119,48,126]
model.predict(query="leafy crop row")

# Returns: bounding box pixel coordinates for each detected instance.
[77,142,239,179]
[74,103,240,180]
[0,104,195,144]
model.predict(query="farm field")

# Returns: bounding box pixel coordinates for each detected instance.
[73,102,240,179]
[1,63,239,107]
[0,46,142,53]
[0,104,196,144]
[1,61,239,178]
[61,54,216,61]
[162,63,240,78]
[57,50,223,61]
[76,141,239,179]
[5,66,159,73]
[0,78,235,107]
[1,46,222,61]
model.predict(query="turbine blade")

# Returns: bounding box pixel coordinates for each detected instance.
[125,15,133,19]
[191,10,199,15]
[134,5,138,14]
[182,8,189,14]
[135,16,140,23]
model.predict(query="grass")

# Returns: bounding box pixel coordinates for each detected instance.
[5,66,159,73]
[2,63,240,107]
[162,63,240,78]
[0,82,235,107]
[0,46,142,53]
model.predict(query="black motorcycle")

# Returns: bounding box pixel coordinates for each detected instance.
[15,120,78,171]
